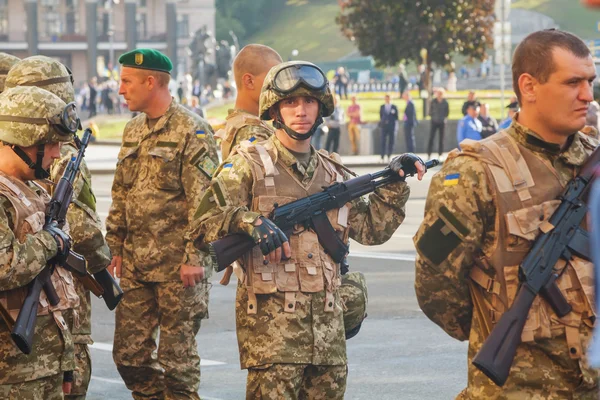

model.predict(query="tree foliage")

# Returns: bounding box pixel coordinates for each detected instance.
[215,0,287,43]
[336,0,495,70]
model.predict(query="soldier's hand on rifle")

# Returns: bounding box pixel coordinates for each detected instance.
[252,216,291,264]
[389,153,427,181]
[180,264,205,288]
[43,221,71,263]
[108,255,122,279]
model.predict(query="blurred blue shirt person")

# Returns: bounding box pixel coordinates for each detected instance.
[457,103,482,147]
[499,101,519,130]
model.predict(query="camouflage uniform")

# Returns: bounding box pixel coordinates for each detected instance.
[106,100,218,399]
[414,117,599,399]
[7,54,112,399]
[189,133,410,398]
[0,52,19,93]
[215,108,274,160]
[0,86,78,399]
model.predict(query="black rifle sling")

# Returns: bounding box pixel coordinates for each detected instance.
[311,212,348,263]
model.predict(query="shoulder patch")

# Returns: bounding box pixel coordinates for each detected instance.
[190,147,217,179]
[196,130,206,139]
[443,173,460,186]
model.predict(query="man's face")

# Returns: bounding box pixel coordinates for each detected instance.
[468,92,475,101]
[351,96,357,104]
[435,91,443,100]
[480,105,489,117]
[533,48,596,136]
[277,95,319,134]
[385,95,390,104]
[119,67,150,112]
[467,106,479,118]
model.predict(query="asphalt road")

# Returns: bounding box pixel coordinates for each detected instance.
[84,165,469,400]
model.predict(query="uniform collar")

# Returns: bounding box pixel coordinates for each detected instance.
[508,114,589,166]
[268,133,316,171]
[143,98,178,134]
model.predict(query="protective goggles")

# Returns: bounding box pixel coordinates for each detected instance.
[271,64,327,94]
[0,101,80,136]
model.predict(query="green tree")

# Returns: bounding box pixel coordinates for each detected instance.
[215,0,287,43]
[336,0,495,93]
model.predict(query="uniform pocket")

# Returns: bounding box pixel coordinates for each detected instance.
[117,144,139,188]
[275,262,300,292]
[147,146,181,191]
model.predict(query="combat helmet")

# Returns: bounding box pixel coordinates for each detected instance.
[5,55,75,103]
[0,86,79,178]
[0,52,20,93]
[339,271,368,340]
[259,61,334,140]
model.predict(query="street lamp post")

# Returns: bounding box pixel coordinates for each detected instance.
[105,0,120,73]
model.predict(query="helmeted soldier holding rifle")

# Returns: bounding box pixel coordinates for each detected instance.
[187,60,429,399]
[414,29,600,398]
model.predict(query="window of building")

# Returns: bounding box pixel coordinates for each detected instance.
[140,0,147,8]
[136,13,147,40]
[0,0,8,37]
[66,0,79,35]
[41,0,62,40]
[177,14,189,38]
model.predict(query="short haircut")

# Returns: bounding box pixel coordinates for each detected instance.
[512,29,590,101]
[233,44,283,88]
[138,69,170,87]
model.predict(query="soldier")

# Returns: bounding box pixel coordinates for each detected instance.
[414,29,599,398]
[105,48,219,399]
[0,86,79,398]
[216,44,282,160]
[5,55,113,400]
[187,61,426,399]
[0,52,19,93]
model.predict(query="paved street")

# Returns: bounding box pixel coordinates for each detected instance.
[84,153,468,399]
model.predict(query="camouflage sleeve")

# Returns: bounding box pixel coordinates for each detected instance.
[230,125,272,153]
[105,150,129,257]
[0,196,58,291]
[51,149,111,273]
[181,122,220,267]
[185,153,259,257]
[347,178,411,246]
[413,155,495,341]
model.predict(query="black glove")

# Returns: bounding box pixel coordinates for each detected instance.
[389,153,426,179]
[250,217,289,256]
[43,221,71,264]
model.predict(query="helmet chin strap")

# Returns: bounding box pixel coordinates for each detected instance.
[10,144,50,179]
[273,106,324,141]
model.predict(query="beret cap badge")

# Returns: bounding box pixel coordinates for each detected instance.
[135,53,143,65]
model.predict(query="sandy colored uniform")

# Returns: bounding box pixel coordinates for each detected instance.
[48,142,112,399]
[216,108,274,160]
[188,134,410,399]
[106,100,218,400]
[414,118,599,399]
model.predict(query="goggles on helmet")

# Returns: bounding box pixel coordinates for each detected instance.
[271,64,327,94]
[0,101,80,137]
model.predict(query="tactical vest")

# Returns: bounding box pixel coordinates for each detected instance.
[457,131,595,361]
[236,142,349,315]
[0,172,79,323]
[215,110,272,159]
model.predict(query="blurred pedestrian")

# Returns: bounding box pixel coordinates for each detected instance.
[334,66,349,100]
[499,101,519,130]
[325,94,344,153]
[461,91,478,115]
[457,102,482,147]
[478,103,498,138]
[88,77,97,118]
[403,91,417,153]
[346,95,362,155]
[379,94,398,162]
[399,64,409,96]
[427,88,449,158]
[190,96,204,118]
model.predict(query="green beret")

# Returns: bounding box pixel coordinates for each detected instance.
[118,48,173,74]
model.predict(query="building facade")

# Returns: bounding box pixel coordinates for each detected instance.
[0,0,215,84]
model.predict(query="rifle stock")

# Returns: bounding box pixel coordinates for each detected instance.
[93,269,123,310]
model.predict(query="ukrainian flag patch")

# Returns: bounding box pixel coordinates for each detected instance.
[222,163,233,170]
[196,130,206,138]
[249,137,256,143]
[443,173,460,186]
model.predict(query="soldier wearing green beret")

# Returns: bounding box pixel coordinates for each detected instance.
[106,48,219,399]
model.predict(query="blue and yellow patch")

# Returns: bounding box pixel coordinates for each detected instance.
[248,137,256,143]
[196,130,206,139]
[443,173,460,186]
[222,163,233,170]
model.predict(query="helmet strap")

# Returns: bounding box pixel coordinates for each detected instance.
[10,144,50,179]
[272,105,324,141]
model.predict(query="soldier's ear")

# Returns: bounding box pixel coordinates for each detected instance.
[242,73,255,90]
[518,73,537,104]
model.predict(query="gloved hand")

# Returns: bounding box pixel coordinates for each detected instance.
[389,153,426,180]
[43,221,71,264]
[251,217,289,256]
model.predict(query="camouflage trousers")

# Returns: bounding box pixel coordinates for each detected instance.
[113,277,209,400]
[246,363,347,400]
[0,373,63,400]
[64,343,91,400]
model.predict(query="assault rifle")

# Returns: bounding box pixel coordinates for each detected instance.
[209,159,439,271]
[472,146,600,386]
[11,128,123,354]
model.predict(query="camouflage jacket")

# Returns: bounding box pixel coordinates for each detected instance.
[414,117,599,399]
[188,133,410,368]
[0,175,68,384]
[106,100,219,282]
[49,142,111,342]
[217,108,273,160]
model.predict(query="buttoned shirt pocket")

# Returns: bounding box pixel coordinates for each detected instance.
[147,144,181,191]
[116,144,139,188]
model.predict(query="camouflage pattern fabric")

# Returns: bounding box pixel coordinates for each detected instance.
[0,86,73,147]
[258,61,334,120]
[6,55,75,103]
[219,108,274,160]
[113,277,209,400]
[0,372,63,400]
[414,118,599,399]
[246,363,347,400]
[188,133,409,373]
[0,52,20,93]
[106,100,219,281]
[65,343,91,400]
